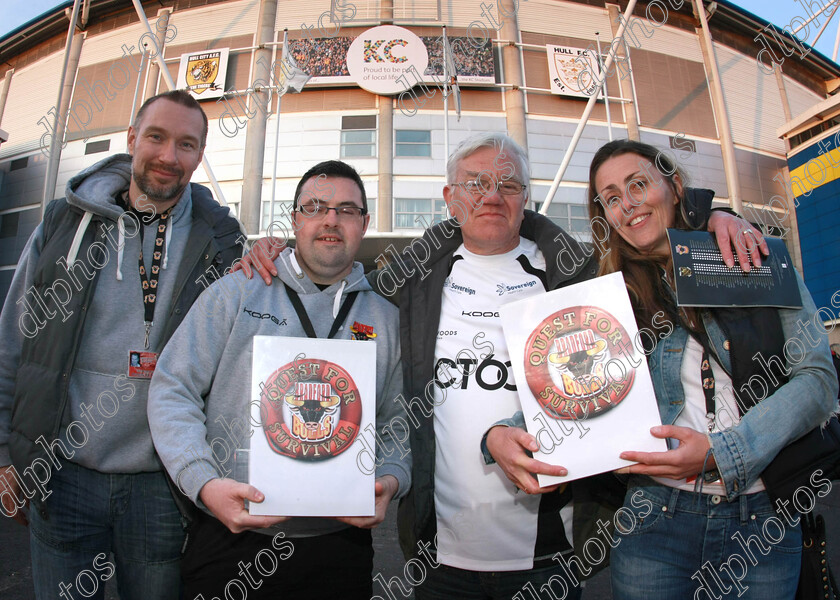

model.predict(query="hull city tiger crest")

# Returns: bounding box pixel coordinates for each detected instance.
[258,358,362,461]
[186,52,220,94]
[524,306,636,420]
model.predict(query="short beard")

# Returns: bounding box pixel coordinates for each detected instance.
[132,169,185,204]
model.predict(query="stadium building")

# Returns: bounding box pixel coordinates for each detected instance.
[0,0,838,341]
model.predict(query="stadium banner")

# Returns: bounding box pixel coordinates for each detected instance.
[423,36,495,84]
[290,34,495,86]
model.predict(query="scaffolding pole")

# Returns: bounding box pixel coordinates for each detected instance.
[130,0,227,206]
[540,0,638,215]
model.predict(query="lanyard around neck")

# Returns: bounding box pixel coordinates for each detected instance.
[137,206,172,349]
[283,283,358,339]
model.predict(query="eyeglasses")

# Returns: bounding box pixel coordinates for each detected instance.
[295,203,367,219]
[455,178,527,197]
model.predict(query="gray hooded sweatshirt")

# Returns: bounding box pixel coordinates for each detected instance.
[0,153,194,472]
[148,247,410,538]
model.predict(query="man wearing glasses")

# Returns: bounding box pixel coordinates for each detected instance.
[240,135,589,596]
[388,133,590,599]
[390,134,765,600]
[236,134,765,600]
[147,160,409,599]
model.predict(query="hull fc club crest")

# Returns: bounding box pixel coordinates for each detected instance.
[524,306,636,420]
[546,45,600,97]
[258,358,362,461]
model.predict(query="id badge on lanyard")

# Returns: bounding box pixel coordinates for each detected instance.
[127,204,171,379]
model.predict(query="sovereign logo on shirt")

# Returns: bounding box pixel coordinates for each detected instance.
[496,280,538,296]
[443,277,476,296]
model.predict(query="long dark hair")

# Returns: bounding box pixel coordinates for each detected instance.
[586,139,700,334]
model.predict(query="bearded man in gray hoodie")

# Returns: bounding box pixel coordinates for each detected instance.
[147,160,409,600]
[0,90,243,599]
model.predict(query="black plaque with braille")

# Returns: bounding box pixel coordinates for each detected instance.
[667,229,802,308]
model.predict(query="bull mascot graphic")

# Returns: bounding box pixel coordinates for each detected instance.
[548,329,608,381]
[259,357,363,460]
[284,382,340,443]
[547,330,608,416]
[524,306,637,420]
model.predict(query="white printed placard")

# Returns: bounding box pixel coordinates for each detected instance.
[500,272,667,486]
[248,337,375,516]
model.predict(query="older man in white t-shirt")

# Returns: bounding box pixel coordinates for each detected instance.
[390,134,590,599]
[237,132,766,600]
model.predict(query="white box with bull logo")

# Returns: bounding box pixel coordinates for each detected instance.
[499,272,667,487]
[248,336,376,516]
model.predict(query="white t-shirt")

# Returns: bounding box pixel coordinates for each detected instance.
[432,239,573,571]
[653,335,764,495]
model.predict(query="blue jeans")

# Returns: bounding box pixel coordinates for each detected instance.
[414,560,584,600]
[611,479,801,600]
[29,460,184,600]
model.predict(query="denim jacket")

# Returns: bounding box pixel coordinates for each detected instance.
[484,273,838,502]
[648,272,838,500]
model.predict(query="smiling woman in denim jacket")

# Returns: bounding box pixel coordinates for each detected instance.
[581,139,838,599]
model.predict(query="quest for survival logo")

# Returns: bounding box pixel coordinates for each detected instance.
[524,306,636,419]
[258,358,362,461]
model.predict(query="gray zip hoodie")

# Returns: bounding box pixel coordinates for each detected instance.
[148,247,410,538]
[0,153,193,472]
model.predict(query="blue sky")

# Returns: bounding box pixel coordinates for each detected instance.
[0,0,69,38]
[0,0,838,64]
[736,0,839,61]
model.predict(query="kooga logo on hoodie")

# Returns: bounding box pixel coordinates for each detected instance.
[243,307,287,327]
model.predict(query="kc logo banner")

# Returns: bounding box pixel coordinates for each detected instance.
[347,25,428,95]
[364,39,409,63]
